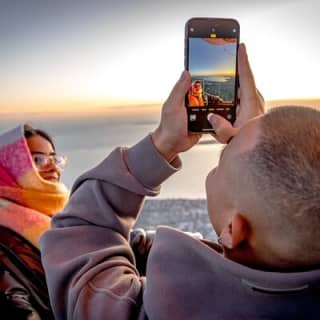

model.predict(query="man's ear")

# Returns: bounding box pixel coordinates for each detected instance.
[219,213,249,249]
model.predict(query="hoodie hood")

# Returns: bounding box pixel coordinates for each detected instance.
[144,227,320,320]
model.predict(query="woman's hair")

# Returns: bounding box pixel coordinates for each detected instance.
[24,124,56,151]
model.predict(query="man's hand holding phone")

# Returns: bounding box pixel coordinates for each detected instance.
[151,42,264,161]
[208,43,265,143]
[151,72,202,162]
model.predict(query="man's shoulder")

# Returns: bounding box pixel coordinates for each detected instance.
[143,226,320,319]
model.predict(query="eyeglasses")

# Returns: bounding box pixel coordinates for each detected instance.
[31,153,67,170]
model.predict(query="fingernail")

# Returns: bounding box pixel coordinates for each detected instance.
[207,113,219,127]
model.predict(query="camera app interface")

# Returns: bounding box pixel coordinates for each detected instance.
[187,37,237,121]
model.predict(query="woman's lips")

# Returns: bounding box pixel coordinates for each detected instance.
[41,173,59,182]
[47,177,59,182]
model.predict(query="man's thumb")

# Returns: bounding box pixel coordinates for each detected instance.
[207,113,224,131]
[207,113,237,144]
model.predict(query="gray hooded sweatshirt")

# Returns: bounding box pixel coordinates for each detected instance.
[40,135,320,320]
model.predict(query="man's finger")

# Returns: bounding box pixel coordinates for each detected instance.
[256,89,266,113]
[238,43,257,103]
[166,71,191,104]
[207,113,237,144]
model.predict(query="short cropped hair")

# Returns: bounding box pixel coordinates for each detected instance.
[238,106,320,264]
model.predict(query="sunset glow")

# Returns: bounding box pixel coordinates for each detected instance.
[1,1,320,114]
[199,70,236,77]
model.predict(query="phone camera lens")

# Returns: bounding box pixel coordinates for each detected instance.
[190,27,194,32]
[233,28,236,33]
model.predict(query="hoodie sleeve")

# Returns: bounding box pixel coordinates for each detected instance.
[40,135,181,320]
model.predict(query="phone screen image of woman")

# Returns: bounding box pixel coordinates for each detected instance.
[188,38,237,110]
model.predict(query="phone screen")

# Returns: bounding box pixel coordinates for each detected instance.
[185,18,240,133]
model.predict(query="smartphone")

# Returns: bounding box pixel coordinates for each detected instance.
[185,18,240,133]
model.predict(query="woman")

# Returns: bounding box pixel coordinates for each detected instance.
[0,124,69,319]
[188,80,206,107]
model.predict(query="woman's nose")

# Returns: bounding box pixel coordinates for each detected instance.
[44,158,61,173]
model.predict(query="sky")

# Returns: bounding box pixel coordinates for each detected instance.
[189,39,237,76]
[1,0,320,113]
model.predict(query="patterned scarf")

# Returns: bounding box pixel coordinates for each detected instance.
[0,125,69,248]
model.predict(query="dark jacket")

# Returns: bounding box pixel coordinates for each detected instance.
[40,135,320,320]
[0,226,54,319]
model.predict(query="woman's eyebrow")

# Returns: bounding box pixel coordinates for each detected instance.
[31,151,56,155]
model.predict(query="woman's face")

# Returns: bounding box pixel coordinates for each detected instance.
[26,135,62,182]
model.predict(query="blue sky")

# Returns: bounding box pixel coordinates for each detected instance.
[189,39,236,76]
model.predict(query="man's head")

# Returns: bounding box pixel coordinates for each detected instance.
[206,106,320,271]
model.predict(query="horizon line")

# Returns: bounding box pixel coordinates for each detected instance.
[0,98,319,116]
